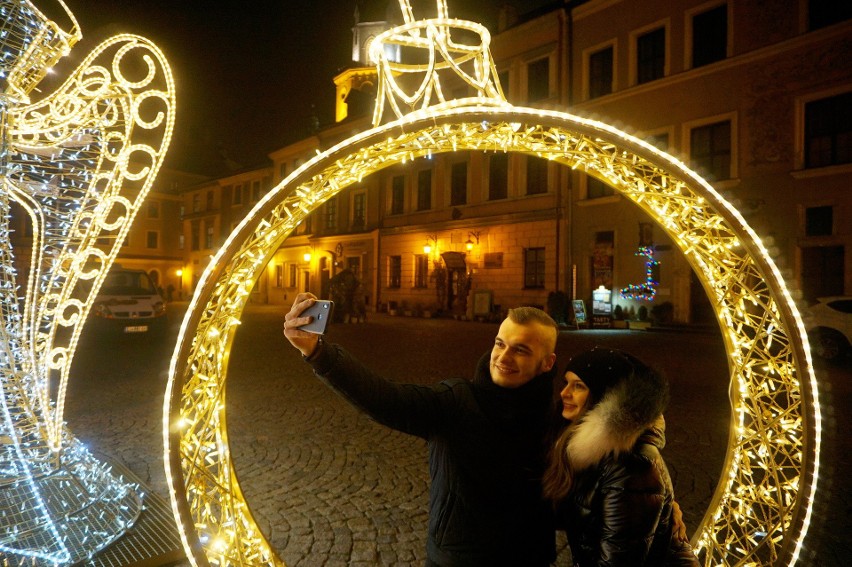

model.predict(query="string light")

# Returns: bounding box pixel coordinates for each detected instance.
[164,1,819,566]
[620,246,659,301]
[1,0,175,563]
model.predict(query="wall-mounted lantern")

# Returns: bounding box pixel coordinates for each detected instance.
[424,233,438,255]
[465,230,481,251]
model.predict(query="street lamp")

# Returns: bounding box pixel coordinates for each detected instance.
[424,233,438,256]
[465,230,480,251]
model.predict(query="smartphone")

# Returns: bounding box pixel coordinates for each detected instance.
[298,300,334,334]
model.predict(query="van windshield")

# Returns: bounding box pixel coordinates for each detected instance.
[101,272,158,296]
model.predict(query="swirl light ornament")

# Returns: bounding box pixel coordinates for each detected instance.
[1,0,175,563]
[164,1,819,565]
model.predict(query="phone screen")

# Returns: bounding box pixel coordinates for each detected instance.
[298,300,334,334]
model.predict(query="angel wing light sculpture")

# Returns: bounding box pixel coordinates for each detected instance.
[0,0,175,563]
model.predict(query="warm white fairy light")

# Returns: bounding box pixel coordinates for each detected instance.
[164,1,819,566]
[1,0,175,563]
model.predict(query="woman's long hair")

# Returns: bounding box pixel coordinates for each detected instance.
[541,384,601,502]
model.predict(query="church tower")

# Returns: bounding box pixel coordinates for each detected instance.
[335,1,399,122]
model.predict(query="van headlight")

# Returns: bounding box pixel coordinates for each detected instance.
[93,303,113,318]
[153,301,166,316]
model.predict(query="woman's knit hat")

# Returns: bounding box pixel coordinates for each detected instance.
[563,347,635,402]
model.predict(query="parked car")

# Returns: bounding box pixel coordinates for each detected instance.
[87,267,167,336]
[802,296,852,362]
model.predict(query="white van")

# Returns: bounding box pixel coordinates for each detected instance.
[89,267,168,336]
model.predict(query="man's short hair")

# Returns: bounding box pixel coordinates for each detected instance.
[507,306,559,351]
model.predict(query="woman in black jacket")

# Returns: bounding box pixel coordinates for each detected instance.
[542,347,699,566]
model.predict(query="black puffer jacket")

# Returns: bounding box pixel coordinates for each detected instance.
[308,342,557,566]
[553,372,699,567]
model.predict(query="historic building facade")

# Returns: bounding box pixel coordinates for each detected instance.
[261,0,850,324]
[46,1,845,326]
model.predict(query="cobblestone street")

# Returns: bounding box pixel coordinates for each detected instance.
[65,303,851,566]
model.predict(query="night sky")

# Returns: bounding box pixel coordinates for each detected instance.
[49,1,553,175]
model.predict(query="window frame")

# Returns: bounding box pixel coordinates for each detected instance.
[684,112,737,181]
[414,254,429,288]
[146,230,159,249]
[450,160,468,206]
[526,56,551,102]
[390,174,405,215]
[800,89,852,169]
[686,2,730,70]
[631,21,668,86]
[417,168,432,211]
[388,255,402,288]
[523,247,546,289]
[584,40,616,100]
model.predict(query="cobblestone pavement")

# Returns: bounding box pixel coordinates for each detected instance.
[65,303,851,566]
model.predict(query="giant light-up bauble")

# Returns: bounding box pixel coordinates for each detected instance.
[163,2,819,566]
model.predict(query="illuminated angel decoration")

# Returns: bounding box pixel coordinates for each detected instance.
[0,0,175,563]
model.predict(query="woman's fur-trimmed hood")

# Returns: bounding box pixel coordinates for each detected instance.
[567,366,669,472]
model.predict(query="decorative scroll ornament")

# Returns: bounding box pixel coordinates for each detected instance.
[0,0,175,563]
[165,1,820,566]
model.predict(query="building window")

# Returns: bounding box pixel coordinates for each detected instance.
[352,192,366,228]
[252,180,261,202]
[646,132,670,150]
[524,247,546,289]
[587,176,614,199]
[279,162,287,180]
[391,175,405,214]
[808,1,852,30]
[192,193,200,213]
[206,191,214,210]
[588,46,613,99]
[527,57,550,102]
[289,264,297,287]
[489,153,508,200]
[178,233,185,250]
[804,92,852,169]
[692,4,727,68]
[191,221,200,251]
[233,184,243,205]
[205,220,214,249]
[148,201,160,219]
[325,197,337,230]
[146,231,158,249]
[805,206,833,237]
[636,27,665,84]
[527,157,548,195]
[346,256,361,280]
[690,120,731,180]
[417,169,432,211]
[389,255,402,288]
[414,254,429,288]
[275,264,284,288]
[498,69,510,100]
[450,161,467,206]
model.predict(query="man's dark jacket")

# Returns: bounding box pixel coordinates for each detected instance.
[307,341,557,566]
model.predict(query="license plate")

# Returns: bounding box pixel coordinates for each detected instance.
[124,325,149,333]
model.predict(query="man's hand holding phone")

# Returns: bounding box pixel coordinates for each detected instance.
[283,293,332,357]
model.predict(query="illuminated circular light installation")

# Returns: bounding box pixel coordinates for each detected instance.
[164,1,819,566]
[1,0,175,563]
[164,105,820,566]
